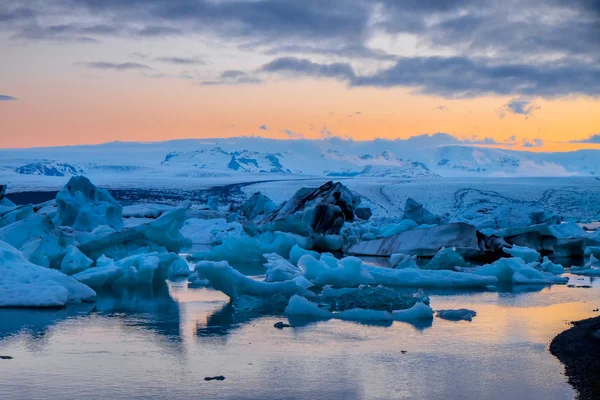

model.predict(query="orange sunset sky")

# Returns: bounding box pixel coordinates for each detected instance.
[1,0,599,150]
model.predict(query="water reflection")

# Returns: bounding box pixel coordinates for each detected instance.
[2,272,600,400]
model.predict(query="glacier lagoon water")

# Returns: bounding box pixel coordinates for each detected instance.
[2,267,598,400]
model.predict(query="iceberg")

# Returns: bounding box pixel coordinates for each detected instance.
[192,231,312,265]
[0,240,96,307]
[473,257,567,285]
[424,247,467,270]
[390,253,418,269]
[181,217,244,244]
[263,253,302,282]
[168,258,192,277]
[240,192,277,220]
[72,262,122,288]
[60,245,93,275]
[285,295,434,322]
[299,253,495,288]
[540,256,565,275]
[403,198,442,225]
[436,309,477,321]
[503,245,540,263]
[570,255,600,276]
[348,222,482,258]
[258,181,360,236]
[300,255,376,287]
[53,176,123,232]
[318,285,429,312]
[289,244,320,266]
[195,260,311,300]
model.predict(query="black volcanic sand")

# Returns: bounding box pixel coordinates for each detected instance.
[550,316,600,400]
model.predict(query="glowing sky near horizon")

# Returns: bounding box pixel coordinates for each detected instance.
[0,0,599,150]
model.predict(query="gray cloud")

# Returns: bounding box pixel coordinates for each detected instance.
[522,138,544,147]
[202,70,262,85]
[77,61,153,71]
[155,56,205,65]
[260,57,355,80]
[500,98,541,118]
[263,44,397,61]
[259,124,268,130]
[0,95,17,101]
[2,0,599,97]
[569,134,600,144]
[259,56,600,98]
[283,129,304,139]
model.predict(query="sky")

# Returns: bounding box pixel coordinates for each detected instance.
[0,0,599,150]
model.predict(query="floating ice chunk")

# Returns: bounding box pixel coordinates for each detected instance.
[258,181,360,236]
[474,257,567,284]
[72,262,122,288]
[240,192,277,220]
[194,231,312,265]
[540,256,565,275]
[349,222,481,258]
[195,260,310,300]
[207,196,219,211]
[503,245,540,263]
[181,218,244,244]
[122,203,173,219]
[299,255,376,287]
[53,176,123,232]
[424,247,466,270]
[319,285,429,311]
[436,309,477,321]
[364,264,497,288]
[391,302,434,321]
[547,222,588,239]
[0,240,95,307]
[0,204,34,228]
[285,295,433,322]
[142,202,191,252]
[378,219,418,237]
[0,214,68,267]
[403,198,441,225]
[390,253,418,269]
[76,202,190,260]
[289,244,320,266]
[61,245,93,275]
[570,255,600,275]
[20,238,53,268]
[168,258,191,277]
[285,295,332,318]
[263,253,302,282]
[361,232,377,241]
[113,252,161,286]
[313,234,343,251]
[584,246,600,259]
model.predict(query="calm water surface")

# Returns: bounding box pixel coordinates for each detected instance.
[1,270,599,400]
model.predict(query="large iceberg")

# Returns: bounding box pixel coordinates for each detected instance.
[0,240,96,307]
[348,222,483,257]
[53,176,124,232]
[257,181,360,236]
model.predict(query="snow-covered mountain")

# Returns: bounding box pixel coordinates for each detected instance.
[161,147,291,173]
[0,136,599,188]
[431,146,600,177]
[14,160,84,177]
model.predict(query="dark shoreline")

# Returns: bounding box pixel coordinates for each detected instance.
[550,316,600,400]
